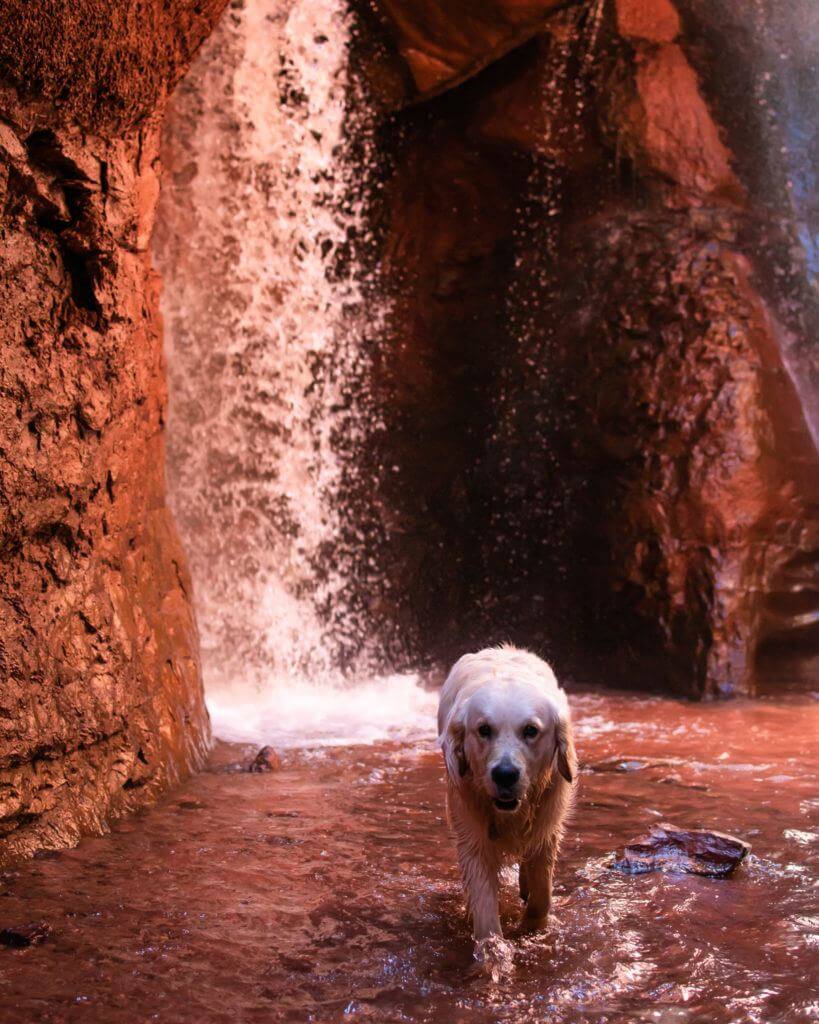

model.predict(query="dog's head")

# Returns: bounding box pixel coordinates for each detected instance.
[443,678,574,813]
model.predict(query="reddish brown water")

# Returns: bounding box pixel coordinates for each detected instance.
[1,691,817,1023]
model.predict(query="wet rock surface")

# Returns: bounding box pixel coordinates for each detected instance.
[248,746,283,773]
[370,0,570,100]
[353,0,819,694]
[151,0,817,703]
[0,692,815,1023]
[0,921,52,948]
[0,1,227,865]
[611,822,751,876]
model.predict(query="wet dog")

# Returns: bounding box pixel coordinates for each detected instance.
[438,645,576,941]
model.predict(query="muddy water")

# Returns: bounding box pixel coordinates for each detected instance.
[1,692,817,1024]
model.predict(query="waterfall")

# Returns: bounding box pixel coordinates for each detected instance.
[758,0,819,443]
[154,0,435,747]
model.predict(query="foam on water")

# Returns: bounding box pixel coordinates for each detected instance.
[206,673,438,749]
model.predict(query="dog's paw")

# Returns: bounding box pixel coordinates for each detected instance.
[512,912,549,938]
[469,935,515,982]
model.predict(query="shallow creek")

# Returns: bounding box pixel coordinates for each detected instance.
[1,691,817,1023]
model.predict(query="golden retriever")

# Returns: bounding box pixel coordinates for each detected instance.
[438,645,576,941]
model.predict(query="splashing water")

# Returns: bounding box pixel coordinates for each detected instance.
[580,0,607,75]
[207,672,437,749]
[154,0,436,747]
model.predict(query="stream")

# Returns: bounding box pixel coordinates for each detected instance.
[1,690,816,1023]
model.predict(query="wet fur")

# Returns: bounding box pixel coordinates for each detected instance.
[438,646,577,940]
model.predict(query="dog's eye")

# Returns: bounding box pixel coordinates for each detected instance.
[522,724,539,740]
[477,723,492,739]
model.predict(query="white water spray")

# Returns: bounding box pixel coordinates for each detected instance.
[155,0,435,747]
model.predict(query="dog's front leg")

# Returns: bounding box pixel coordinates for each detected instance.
[518,859,529,903]
[518,845,555,933]
[457,838,502,940]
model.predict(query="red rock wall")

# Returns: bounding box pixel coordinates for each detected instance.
[372,0,568,98]
[362,0,819,696]
[0,0,227,864]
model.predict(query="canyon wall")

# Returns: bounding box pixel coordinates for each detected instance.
[0,0,227,864]
[357,0,818,696]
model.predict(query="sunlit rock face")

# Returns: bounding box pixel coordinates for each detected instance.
[364,0,819,696]
[0,0,226,864]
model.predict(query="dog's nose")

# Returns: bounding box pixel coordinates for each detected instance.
[491,763,520,790]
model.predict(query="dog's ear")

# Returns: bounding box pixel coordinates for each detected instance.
[442,709,469,783]
[555,716,576,785]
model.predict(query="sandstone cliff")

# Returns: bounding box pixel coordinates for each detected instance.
[0,0,227,864]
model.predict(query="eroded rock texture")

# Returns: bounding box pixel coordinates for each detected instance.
[0,0,227,864]
[371,0,568,99]
[361,0,819,695]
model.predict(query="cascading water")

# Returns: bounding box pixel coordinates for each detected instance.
[154,0,435,747]
[752,0,819,443]
[683,0,819,445]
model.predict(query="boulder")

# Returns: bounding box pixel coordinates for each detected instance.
[248,747,283,773]
[611,822,751,876]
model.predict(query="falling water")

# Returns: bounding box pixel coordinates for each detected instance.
[487,6,588,650]
[751,0,819,443]
[685,0,819,445]
[154,0,435,747]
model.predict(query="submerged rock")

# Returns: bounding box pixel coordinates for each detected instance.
[248,747,282,773]
[611,823,750,877]
[587,756,671,773]
[0,922,52,948]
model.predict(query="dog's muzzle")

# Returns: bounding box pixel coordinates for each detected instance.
[490,760,521,812]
